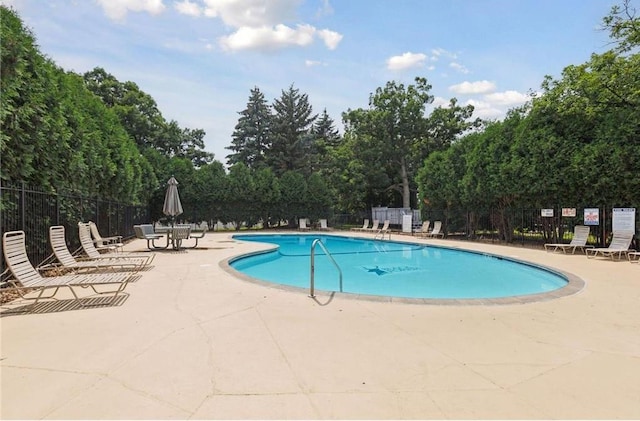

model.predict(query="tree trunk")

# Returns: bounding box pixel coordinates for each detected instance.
[400,157,411,209]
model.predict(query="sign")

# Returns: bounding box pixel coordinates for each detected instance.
[541,209,554,217]
[402,214,412,233]
[584,208,599,226]
[612,208,636,233]
[562,208,576,217]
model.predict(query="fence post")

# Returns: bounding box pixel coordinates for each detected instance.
[20,181,26,232]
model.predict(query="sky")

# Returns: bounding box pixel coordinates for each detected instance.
[1,0,618,164]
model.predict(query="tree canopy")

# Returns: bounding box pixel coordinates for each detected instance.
[2,1,638,233]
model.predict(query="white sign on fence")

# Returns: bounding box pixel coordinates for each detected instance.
[612,208,636,233]
[541,209,554,217]
[584,208,599,226]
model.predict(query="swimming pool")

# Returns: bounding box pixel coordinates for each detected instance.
[228,234,578,303]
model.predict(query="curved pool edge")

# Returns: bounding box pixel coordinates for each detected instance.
[220,233,586,306]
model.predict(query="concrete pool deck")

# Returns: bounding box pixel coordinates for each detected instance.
[1,231,639,419]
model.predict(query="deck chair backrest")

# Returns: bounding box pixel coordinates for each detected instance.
[421,221,430,232]
[88,221,104,245]
[3,231,44,287]
[370,220,380,230]
[299,219,308,229]
[319,219,328,229]
[172,226,191,240]
[609,232,633,249]
[569,225,590,246]
[380,220,390,231]
[50,226,78,267]
[140,224,156,236]
[431,221,442,234]
[361,219,370,229]
[78,222,102,258]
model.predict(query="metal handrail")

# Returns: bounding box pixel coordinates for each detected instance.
[309,238,343,298]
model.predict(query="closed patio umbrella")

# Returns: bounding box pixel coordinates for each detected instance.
[163,176,183,225]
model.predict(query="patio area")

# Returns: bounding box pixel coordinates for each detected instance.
[1,231,639,419]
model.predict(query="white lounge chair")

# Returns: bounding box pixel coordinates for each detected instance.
[423,220,445,238]
[2,230,134,309]
[363,220,380,232]
[78,223,154,265]
[41,226,143,273]
[544,225,593,254]
[88,221,124,252]
[374,220,391,240]
[351,219,370,231]
[299,218,311,231]
[416,220,431,238]
[585,231,634,260]
[318,219,330,230]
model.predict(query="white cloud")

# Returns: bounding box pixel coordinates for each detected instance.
[431,96,450,108]
[171,0,343,52]
[96,0,166,21]
[449,61,469,74]
[449,80,496,95]
[465,99,503,119]
[174,0,202,17]
[484,90,529,105]
[386,52,427,71]
[219,24,316,51]
[201,0,299,27]
[317,29,342,50]
[431,47,457,61]
[305,59,326,67]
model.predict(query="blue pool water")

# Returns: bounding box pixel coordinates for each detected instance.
[230,234,568,300]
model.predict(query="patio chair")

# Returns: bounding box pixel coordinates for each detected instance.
[41,226,144,274]
[318,219,330,230]
[183,224,207,248]
[298,218,311,231]
[2,230,134,308]
[423,220,445,238]
[134,224,168,250]
[544,225,593,254]
[374,220,391,240]
[78,223,154,265]
[363,220,380,232]
[585,231,634,260]
[351,219,370,231]
[170,225,192,250]
[416,220,431,238]
[88,221,124,252]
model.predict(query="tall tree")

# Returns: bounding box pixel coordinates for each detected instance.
[310,108,342,172]
[84,67,214,166]
[343,77,433,208]
[84,68,164,149]
[602,0,639,53]
[253,167,281,228]
[268,85,317,176]
[227,86,272,169]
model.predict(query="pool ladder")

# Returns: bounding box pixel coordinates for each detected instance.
[309,239,343,298]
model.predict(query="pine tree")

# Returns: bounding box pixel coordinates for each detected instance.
[267,84,317,176]
[226,86,272,169]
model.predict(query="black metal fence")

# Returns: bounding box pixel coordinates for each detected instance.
[422,206,639,249]
[2,179,638,278]
[1,181,150,273]
[333,206,639,250]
